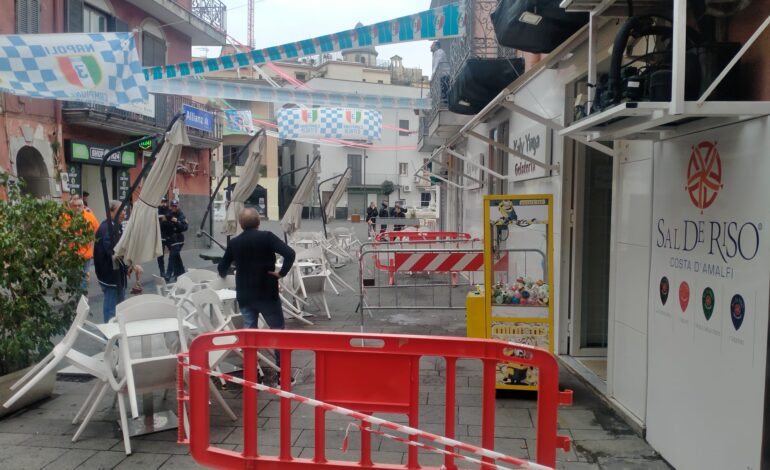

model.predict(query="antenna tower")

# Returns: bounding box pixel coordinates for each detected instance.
[248,0,255,49]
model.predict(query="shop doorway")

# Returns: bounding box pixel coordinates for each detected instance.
[565,142,613,380]
[16,146,50,198]
[81,165,114,222]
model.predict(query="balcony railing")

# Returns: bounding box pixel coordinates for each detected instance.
[427,74,449,126]
[63,95,222,142]
[184,0,227,33]
[449,0,518,82]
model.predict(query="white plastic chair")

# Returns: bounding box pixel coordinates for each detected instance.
[152,274,173,296]
[302,274,331,319]
[2,296,106,410]
[73,296,236,455]
[182,269,218,284]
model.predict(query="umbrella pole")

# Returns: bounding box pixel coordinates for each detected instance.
[280,155,321,240]
[99,113,185,294]
[318,173,343,240]
[199,129,264,234]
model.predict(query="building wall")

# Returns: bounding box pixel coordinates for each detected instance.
[607,140,653,423]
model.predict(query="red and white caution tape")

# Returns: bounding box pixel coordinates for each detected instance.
[182,360,550,470]
[343,422,522,470]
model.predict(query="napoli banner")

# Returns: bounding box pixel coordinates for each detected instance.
[144,2,463,81]
[278,108,382,141]
[146,78,429,110]
[224,110,256,135]
[0,33,147,106]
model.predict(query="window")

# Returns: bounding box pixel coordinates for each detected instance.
[488,122,509,195]
[377,80,384,84]
[420,192,432,208]
[16,0,40,34]
[83,4,108,32]
[399,163,408,176]
[295,72,306,81]
[398,119,410,137]
[142,32,166,67]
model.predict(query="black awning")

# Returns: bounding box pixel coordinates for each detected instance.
[491,0,588,54]
[448,57,524,115]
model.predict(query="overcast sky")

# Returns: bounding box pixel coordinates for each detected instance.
[198,0,434,76]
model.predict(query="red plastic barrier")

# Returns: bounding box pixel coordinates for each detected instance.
[180,330,572,470]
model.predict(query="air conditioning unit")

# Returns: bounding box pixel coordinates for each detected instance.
[402,184,412,193]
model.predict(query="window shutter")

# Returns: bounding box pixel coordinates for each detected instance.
[28,0,39,33]
[65,0,84,32]
[16,0,29,33]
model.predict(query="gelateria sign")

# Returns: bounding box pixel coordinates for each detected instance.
[509,123,550,182]
[647,124,770,470]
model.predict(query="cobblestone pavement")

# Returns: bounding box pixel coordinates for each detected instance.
[0,220,671,469]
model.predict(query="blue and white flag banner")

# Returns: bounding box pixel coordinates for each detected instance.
[278,108,382,141]
[146,78,429,110]
[224,110,256,136]
[144,2,463,81]
[0,33,147,106]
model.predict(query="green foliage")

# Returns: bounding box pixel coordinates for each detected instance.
[380,180,395,195]
[0,173,91,375]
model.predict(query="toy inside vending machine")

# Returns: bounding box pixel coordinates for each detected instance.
[473,194,554,391]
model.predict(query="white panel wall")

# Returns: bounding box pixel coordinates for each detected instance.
[608,140,653,423]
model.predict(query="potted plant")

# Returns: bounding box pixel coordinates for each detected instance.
[0,173,90,416]
[351,208,361,223]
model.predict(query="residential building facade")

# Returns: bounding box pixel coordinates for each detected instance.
[1,0,226,248]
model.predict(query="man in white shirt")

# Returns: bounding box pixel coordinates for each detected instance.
[431,41,451,100]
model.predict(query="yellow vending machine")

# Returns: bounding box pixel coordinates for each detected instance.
[467,194,554,391]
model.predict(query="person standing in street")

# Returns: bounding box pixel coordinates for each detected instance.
[378,200,390,233]
[163,199,188,282]
[94,200,127,322]
[157,196,170,276]
[393,205,406,231]
[366,201,378,240]
[67,195,99,291]
[217,208,295,381]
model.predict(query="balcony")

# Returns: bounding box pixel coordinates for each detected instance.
[419,0,522,149]
[62,95,222,149]
[124,0,226,45]
[447,0,523,115]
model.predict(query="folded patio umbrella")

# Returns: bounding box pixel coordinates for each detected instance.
[324,167,352,222]
[280,158,319,236]
[223,134,265,236]
[114,120,190,266]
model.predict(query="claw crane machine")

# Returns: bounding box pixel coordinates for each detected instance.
[467,194,554,391]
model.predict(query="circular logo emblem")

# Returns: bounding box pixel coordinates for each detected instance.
[659,277,669,305]
[686,141,723,212]
[730,294,746,331]
[679,281,690,312]
[702,287,715,321]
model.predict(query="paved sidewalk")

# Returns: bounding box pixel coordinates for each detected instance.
[0,220,670,469]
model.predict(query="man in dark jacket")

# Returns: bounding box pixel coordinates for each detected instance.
[94,200,127,322]
[392,205,406,231]
[378,200,389,233]
[162,199,188,282]
[218,208,295,368]
[365,201,378,240]
[157,196,170,276]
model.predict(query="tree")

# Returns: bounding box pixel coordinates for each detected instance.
[380,180,395,196]
[0,173,90,375]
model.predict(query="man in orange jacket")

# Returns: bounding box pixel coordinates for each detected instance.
[68,196,99,291]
